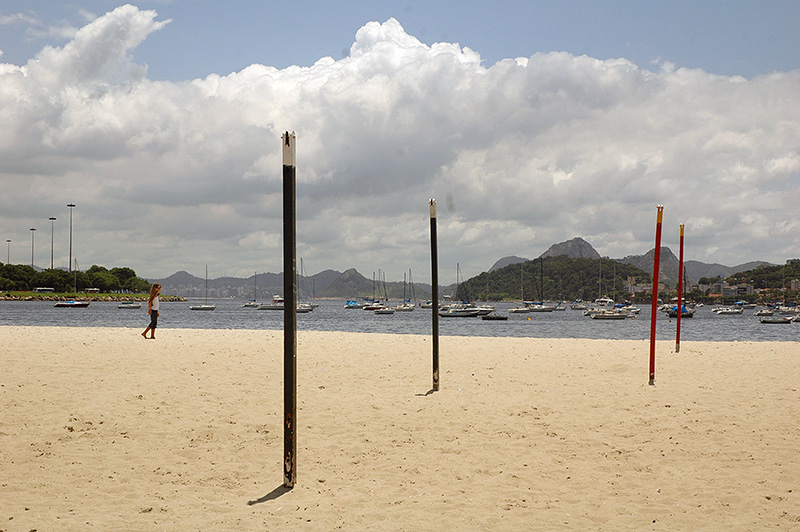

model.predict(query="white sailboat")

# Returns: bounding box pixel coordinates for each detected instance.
[509,264,531,313]
[395,270,416,311]
[242,272,258,307]
[297,258,317,312]
[190,266,216,310]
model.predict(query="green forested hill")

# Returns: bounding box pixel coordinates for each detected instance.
[458,256,651,302]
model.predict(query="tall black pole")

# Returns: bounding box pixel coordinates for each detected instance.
[429,199,439,392]
[282,131,297,488]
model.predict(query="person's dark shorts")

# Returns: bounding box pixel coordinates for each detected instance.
[149,310,158,329]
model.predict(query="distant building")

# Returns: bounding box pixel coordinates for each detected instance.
[709,281,753,298]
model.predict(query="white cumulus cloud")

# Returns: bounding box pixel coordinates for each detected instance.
[1,6,798,282]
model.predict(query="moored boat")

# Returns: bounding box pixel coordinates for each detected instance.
[258,295,284,310]
[189,304,216,311]
[759,315,793,324]
[438,306,480,317]
[667,305,695,318]
[54,300,90,308]
[590,309,629,320]
[190,265,216,311]
[713,307,743,315]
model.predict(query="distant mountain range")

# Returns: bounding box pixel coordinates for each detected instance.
[150,268,439,301]
[150,236,776,298]
[489,237,773,287]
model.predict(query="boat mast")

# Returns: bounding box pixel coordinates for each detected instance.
[540,257,545,303]
[599,259,602,299]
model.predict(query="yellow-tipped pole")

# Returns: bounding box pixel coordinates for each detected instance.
[649,205,664,385]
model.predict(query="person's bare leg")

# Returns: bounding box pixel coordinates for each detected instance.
[142,327,150,338]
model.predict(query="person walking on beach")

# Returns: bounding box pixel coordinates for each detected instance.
[141,283,161,339]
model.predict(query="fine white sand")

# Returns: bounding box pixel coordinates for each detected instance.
[1,326,798,531]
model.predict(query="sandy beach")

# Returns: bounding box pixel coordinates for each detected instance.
[1,326,798,531]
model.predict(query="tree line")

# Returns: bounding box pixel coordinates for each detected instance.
[0,263,152,293]
[458,256,800,303]
[457,256,652,302]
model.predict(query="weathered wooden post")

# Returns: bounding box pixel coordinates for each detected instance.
[282,131,297,488]
[649,205,664,386]
[676,223,685,353]
[429,199,440,392]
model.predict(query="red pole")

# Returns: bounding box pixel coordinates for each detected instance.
[649,205,664,385]
[676,223,685,353]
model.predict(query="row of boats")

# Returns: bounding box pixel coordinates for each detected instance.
[241,295,318,313]
[60,296,800,325]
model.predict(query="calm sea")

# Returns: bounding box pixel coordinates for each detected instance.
[0,300,797,342]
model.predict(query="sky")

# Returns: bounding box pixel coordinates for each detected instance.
[1,1,799,283]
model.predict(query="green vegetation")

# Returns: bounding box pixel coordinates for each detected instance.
[458,256,651,302]
[0,263,152,293]
[726,262,800,290]
[721,262,800,303]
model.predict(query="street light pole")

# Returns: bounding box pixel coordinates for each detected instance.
[5,239,10,264]
[30,228,36,268]
[67,204,75,272]
[49,217,56,269]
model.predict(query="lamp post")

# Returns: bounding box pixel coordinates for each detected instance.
[49,217,56,269]
[5,239,10,264]
[30,228,36,268]
[67,203,75,272]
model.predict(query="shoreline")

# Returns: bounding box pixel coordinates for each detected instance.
[0,294,186,302]
[2,327,798,530]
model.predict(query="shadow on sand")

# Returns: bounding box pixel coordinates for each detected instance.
[247,484,292,506]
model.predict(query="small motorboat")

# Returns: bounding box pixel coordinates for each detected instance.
[590,309,628,320]
[189,304,216,311]
[54,300,90,308]
[438,307,480,317]
[118,301,142,309]
[481,312,508,321]
[713,307,743,315]
[258,295,285,310]
[759,316,793,324]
